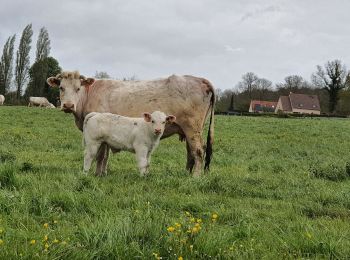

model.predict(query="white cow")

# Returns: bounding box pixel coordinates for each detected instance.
[28,97,50,107]
[83,111,176,176]
[46,103,56,108]
[0,95,4,105]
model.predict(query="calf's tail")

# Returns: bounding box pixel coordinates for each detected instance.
[204,80,215,171]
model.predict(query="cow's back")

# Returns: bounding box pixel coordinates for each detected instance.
[84,75,212,121]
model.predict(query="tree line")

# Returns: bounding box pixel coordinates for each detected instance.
[0,24,61,105]
[216,60,350,114]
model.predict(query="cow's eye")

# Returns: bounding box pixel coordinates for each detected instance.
[77,88,80,92]
[59,86,64,91]
[162,122,166,124]
[151,120,155,123]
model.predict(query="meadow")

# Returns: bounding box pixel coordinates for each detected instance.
[0,106,350,259]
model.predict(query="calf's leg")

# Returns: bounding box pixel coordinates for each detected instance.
[135,147,149,176]
[84,141,101,175]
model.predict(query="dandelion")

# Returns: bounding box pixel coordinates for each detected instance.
[194,223,201,228]
[175,223,181,228]
[167,226,175,232]
[0,239,3,245]
[178,257,183,260]
[43,223,49,229]
[152,252,161,259]
[30,239,36,245]
[43,235,48,241]
[192,227,199,233]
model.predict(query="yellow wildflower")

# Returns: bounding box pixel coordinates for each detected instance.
[44,243,49,249]
[167,226,175,232]
[212,213,218,219]
[196,218,202,223]
[53,239,59,244]
[194,223,201,228]
[43,235,48,241]
[43,223,49,229]
[192,227,199,233]
[178,257,183,260]
[0,239,3,245]
[175,223,181,228]
[30,239,36,245]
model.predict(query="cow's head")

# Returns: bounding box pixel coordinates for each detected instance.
[143,111,176,136]
[47,71,95,113]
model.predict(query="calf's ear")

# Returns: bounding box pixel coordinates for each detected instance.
[47,77,60,87]
[143,113,152,122]
[166,115,176,123]
[81,78,95,87]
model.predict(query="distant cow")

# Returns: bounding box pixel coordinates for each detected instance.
[83,111,176,176]
[47,71,215,177]
[0,95,4,105]
[28,97,54,108]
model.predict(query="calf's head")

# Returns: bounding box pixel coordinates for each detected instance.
[143,111,176,136]
[46,71,95,113]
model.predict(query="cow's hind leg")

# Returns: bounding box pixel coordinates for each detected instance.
[95,143,109,177]
[84,142,101,175]
[182,128,204,177]
[186,140,195,172]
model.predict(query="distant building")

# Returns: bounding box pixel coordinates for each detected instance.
[249,100,278,113]
[275,93,320,114]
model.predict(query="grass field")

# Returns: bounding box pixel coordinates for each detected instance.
[0,106,350,259]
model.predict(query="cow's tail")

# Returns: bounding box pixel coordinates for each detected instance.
[204,80,215,171]
[82,112,98,147]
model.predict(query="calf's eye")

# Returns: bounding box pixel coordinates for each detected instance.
[151,120,155,123]
[77,88,80,92]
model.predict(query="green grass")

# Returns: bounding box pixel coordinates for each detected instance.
[0,106,350,259]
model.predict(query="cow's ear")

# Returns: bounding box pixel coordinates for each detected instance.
[47,77,60,87]
[166,115,176,123]
[143,113,152,122]
[81,78,95,87]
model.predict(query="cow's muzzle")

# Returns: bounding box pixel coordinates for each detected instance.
[62,103,74,113]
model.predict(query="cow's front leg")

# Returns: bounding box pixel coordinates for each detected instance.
[135,147,149,176]
[95,143,108,176]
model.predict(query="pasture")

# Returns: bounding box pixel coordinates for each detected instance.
[0,106,350,259]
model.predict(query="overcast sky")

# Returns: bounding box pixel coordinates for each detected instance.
[1,0,350,90]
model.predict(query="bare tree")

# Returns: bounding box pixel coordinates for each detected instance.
[95,71,111,79]
[36,27,50,61]
[312,60,350,113]
[256,78,272,99]
[0,35,16,94]
[15,24,33,99]
[237,72,258,98]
